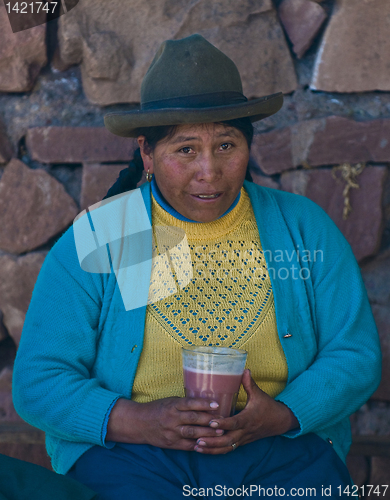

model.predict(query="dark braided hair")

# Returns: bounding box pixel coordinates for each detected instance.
[103,148,144,200]
[103,117,254,200]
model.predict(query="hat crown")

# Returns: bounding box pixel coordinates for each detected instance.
[141,34,243,105]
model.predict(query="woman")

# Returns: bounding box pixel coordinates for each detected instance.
[13,35,381,499]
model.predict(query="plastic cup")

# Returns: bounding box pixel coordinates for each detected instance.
[182,346,248,417]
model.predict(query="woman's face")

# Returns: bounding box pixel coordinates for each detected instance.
[138,123,250,223]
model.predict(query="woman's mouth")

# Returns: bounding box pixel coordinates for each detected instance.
[194,193,221,199]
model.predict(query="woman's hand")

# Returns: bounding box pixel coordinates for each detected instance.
[193,369,299,454]
[106,396,225,450]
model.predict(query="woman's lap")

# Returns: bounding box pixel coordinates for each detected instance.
[67,434,352,500]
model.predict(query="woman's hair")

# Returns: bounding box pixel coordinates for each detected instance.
[103,118,254,200]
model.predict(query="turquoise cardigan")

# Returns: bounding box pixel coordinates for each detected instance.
[13,181,381,474]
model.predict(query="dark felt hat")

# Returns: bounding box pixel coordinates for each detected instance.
[104,34,283,138]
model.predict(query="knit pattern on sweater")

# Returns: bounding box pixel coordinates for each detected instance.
[131,189,287,406]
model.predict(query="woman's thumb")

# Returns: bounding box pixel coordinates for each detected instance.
[241,369,255,394]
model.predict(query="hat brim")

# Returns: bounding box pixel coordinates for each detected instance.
[104,92,283,137]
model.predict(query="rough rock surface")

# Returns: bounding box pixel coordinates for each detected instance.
[251,117,390,174]
[249,169,280,190]
[371,304,390,402]
[58,0,297,105]
[345,456,369,487]
[278,0,327,58]
[311,0,390,92]
[280,166,387,261]
[350,402,390,436]
[0,159,78,254]
[0,3,47,92]
[370,457,390,485]
[0,311,8,343]
[5,4,47,33]
[361,250,390,307]
[251,128,292,175]
[0,367,22,423]
[0,252,47,347]
[26,127,138,163]
[80,163,133,209]
[0,121,14,164]
[307,117,390,167]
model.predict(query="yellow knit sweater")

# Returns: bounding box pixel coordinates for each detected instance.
[132,188,287,409]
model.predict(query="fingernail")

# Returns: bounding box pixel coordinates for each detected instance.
[216,429,224,435]
[194,446,203,453]
[209,420,219,428]
[210,402,219,408]
[197,440,206,446]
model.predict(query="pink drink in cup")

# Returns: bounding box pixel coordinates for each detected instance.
[182,346,248,417]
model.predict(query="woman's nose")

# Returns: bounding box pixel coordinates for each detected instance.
[195,152,221,182]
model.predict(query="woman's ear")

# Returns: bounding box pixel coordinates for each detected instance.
[137,136,154,174]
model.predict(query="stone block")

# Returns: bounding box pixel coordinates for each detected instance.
[0,159,78,255]
[307,117,390,167]
[249,171,280,190]
[0,121,14,164]
[278,0,327,58]
[248,156,280,189]
[26,127,138,164]
[361,250,390,307]
[311,0,390,92]
[0,3,46,92]
[58,0,297,105]
[0,368,22,423]
[0,337,15,378]
[0,367,12,392]
[4,0,46,33]
[349,435,390,459]
[251,128,293,175]
[371,305,390,402]
[51,46,73,73]
[0,311,8,343]
[350,403,390,438]
[280,166,387,261]
[0,252,47,347]
[80,163,133,210]
[250,117,390,171]
[290,118,325,168]
[370,457,390,489]
[346,455,369,487]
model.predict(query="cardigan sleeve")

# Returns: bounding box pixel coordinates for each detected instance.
[274,201,382,437]
[12,228,123,447]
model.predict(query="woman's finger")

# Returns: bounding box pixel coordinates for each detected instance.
[175,408,225,428]
[174,397,220,413]
[194,439,240,455]
[208,414,242,431]
[179,425,224,439]
[241,369,258,398]
[194,431,242,450]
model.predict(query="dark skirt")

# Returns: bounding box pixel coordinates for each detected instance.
[67,434,352,500]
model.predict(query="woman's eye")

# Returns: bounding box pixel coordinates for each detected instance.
[220,143,232,150]
[179,146,193,154]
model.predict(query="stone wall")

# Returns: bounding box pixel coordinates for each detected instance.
[0,0,389,487]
